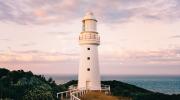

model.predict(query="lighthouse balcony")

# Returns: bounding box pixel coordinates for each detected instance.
[79,33,100,45]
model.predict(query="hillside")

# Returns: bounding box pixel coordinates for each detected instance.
[102,81,180,100]
[62,80,180,100]
[0,68,180,100]
[0,68,65,100]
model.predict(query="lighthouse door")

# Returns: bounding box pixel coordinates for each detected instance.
[86,81,90,90]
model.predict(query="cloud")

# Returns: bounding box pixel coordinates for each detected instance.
[0,38,10,41]
[170,35,180,38]
[0,0,180,24]
[0,50,78,63]
[1,49,180,75]
[47,32,72,36]
[100,48,180,65]
[21,42,36,47]
[2,47,179,66]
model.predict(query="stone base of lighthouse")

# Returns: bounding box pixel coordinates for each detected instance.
[78,44,101,90]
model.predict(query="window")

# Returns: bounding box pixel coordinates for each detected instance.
[87,68,90,71]
[87,57,90,60]
[82,21,85,31]
[87,48,90,50]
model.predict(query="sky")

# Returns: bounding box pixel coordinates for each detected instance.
[0,0,180,75]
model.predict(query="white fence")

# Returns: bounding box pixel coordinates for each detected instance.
[70,89,88,100]
[57,84,110,100]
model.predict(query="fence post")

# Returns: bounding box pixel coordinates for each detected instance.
[57,93,58,99]
[61,93,63,100]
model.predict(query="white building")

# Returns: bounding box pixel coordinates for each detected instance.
[78,12,101,90]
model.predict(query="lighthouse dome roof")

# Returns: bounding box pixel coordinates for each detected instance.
[83,12,96,20]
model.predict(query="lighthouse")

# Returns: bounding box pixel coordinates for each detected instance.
[78,12,101,90]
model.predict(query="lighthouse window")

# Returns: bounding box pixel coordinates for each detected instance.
[87,57,90,60]
[87,68,90,71]
[82,21,85,31]
[87,48,90,50]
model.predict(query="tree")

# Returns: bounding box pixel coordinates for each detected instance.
[0,68,9,78]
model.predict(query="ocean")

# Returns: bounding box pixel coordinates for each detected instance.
[46,75,180,95]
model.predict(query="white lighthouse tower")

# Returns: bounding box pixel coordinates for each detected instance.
[78,12,101,90]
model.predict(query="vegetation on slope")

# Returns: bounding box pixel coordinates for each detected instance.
[102,81,180,100]
[0,68,65,100]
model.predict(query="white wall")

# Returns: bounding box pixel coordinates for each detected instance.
[78,44,101,90]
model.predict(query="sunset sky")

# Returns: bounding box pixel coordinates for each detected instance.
[0,0,180,75]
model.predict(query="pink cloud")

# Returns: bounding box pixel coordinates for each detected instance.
[1,0,180,24]
[0,50,78,63]
[100,49,180,65]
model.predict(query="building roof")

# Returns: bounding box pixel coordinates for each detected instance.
[83,12,96,21]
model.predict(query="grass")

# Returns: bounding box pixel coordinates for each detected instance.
[80,92,132,100]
